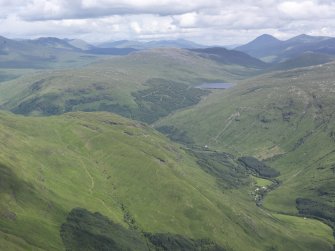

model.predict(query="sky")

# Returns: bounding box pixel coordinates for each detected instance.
[0,0,334,45]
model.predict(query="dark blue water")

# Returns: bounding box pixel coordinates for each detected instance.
[196,82,234,89]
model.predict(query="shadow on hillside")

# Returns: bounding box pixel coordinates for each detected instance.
[61,208,225,251]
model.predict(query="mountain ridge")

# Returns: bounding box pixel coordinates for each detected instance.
[97,38,206,49]
[236,33,335,63]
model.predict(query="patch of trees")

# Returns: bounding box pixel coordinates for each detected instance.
[64,93,134,119]
[144,233,225,251]
[190,151,249,189]
[132,79,209,123]
[238,156,280,178]
[60,208,225,251]
[11,94,63,115]
[120,203,138,230]
[156,126,194,144]
[11,78,208,122]
[296,198,335,235]
[11,91,133,118]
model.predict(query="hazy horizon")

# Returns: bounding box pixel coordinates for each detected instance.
[1,32,333,48]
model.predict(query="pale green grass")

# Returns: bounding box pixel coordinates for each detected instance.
[252,176,273,187]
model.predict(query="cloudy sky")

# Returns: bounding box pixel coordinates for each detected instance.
[0,0,334,45]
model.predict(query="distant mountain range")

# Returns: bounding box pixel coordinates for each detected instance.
[190,47,267,69]
[0,35,268,70]
[97,38,206,49]
[1,34,335,71]
[25,37,94,51]
[0,35,80,68]
[235,34,335,63]
[0,36,139,68]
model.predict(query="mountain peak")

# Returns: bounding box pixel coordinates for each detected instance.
[254,34,280,42]
[287,34,330,43]
[35,37,64,42]
[0,35,10,42]
[235,34,282,55]
[238,34,281,48]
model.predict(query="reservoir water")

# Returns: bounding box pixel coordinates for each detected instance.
[196,82,234,89]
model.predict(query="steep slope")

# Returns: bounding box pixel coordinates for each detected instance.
[0,111,333,251]
[235,34,282,62]
[28,37,136,55]
[65,38,94,50]
[236,34,335,63]
[270,52,335,71]
[0,36,99,69]
[27,37,82,51]
[233,34,283,60]
[156,62,335,234]
[0,48,261,122]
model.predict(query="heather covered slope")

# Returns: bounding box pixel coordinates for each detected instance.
[0,111,333,251]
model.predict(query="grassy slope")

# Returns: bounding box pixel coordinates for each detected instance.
[156,62,335,226]
[0,111,333,251]
[0,48,259,119]
[0,38,100,70]
[0,52,105,85]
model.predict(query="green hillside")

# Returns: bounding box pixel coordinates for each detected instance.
[0,38,334,251]
[269,52,335,71]
[156,62,335,235]
[0,111,333,251]
[0,48,259,122]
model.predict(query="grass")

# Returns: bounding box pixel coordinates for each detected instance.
[0,111,333,250]
[252,176,273,187]
[0,49,258,122]
[156,62,335,238]
[272,213,334,250]
[0,48,334,250]
[238,156,280,178]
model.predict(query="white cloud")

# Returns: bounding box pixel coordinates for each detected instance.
[0,0,334,45]
[278,1,335,19]
[174,12,198,28]
[130,22,141,34]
